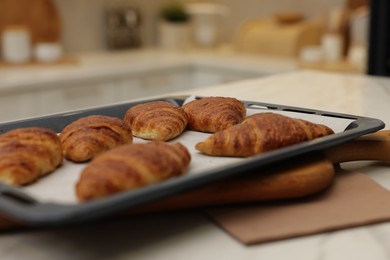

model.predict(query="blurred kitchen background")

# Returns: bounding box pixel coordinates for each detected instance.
[54,0,364,53]
[0,0,373,122]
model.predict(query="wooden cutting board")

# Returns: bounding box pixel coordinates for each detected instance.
[0,0,61,45]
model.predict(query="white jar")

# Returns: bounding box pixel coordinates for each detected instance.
[321,33,343,63]
[34,42,63,63]
[1,25,32,64]
[299,46,324,63]
[187,3,229,48]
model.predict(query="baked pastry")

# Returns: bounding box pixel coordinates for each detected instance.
[76,141,191,202]
[0,127,63,185]
[124,101,188,141]
[196,112,334,157]
[182,96,246,133]
[59,115,133,162]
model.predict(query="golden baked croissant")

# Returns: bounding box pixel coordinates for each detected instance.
[182,96,246,133]
[0,127,63,185]
[196,112,335,157]
[59,115,133,162]
[76,141,191,202]
[124,101,188,141]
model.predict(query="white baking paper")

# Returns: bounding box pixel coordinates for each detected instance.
[20,108,354,204]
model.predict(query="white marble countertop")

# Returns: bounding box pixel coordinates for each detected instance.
[1,70,390,260]
[0,48,297,92]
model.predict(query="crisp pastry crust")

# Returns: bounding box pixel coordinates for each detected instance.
[124,101,188,141]
[59,115,133,162]
[76,141,191,202]
[0,127,63,185]
[196,112,335,157]
[182,96,246,133]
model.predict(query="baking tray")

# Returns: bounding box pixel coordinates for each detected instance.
[0,95,385,226]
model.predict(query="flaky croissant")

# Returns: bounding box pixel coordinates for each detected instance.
[196,112,335,157]
[0,127,63,185]
[59,115,133,162]
[182,96,246,133]
[76,141,191,202]
[124,101,188,141]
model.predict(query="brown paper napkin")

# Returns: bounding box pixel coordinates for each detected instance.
[207,170,390,245]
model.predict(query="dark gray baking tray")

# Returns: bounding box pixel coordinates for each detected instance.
[0,95,385,226]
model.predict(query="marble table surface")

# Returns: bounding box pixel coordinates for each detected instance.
[1,70,390,260]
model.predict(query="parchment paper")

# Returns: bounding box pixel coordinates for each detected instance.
[20,108,353,204]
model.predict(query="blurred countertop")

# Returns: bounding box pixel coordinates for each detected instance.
[0,47,298,92]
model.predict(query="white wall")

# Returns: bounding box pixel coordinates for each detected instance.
[53,0,345,54]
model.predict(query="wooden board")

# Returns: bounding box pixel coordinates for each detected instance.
[0,56,78,68]
[233,18,322,57]
[0,0,61,45]
[298,59,361,73]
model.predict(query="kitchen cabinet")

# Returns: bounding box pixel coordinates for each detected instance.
[113,77,145,102]
[0,90,39,122]
[38,80,118,116]
[105,68,192,103]
[114,67,260,100]
[189,66,263,87]
[0,65,261,122]
[137,69,190,95]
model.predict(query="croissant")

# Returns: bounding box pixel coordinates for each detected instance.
[0,127,63,185]
[59,115,133,162]
[182,96,246,133]
[76,141,191,202]
[124,101,188,141]
[195,112,335,157]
